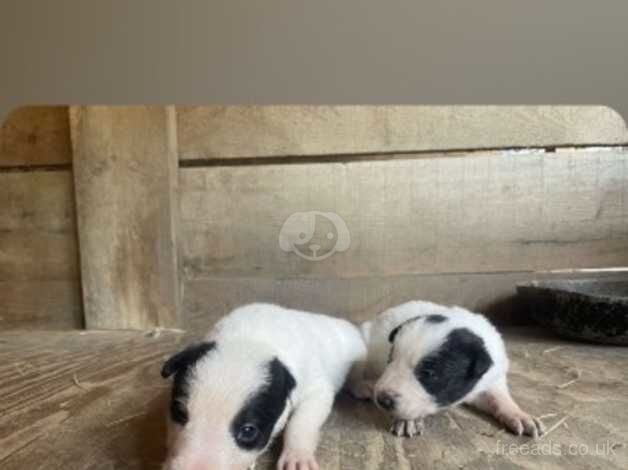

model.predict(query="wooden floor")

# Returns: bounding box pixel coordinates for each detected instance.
[1,328,626,470]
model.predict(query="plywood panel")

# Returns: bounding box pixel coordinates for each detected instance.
[182,271,628,329]
[0,106,72,167]
[177,106,627,160]
[71,106,181,329]
[180,149,628,279]
[0,171,79,281]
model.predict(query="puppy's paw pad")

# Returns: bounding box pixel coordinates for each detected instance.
[500,411,544,438]
[278,448,319,470]
[390,418,424,438]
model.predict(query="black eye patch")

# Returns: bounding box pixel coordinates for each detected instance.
[161,341,216,425]
[414,328,493,407]
[230,358,296,451]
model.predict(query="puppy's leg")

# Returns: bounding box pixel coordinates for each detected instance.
[469,378,544,438]
[345,360,375,400]
[278,390,335,470]
[345,321,375,400]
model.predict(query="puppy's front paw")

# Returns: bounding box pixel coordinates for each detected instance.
[390,418,424,438]
[498,410,544,438]
[349,380,374,401]
[278,448,319,470]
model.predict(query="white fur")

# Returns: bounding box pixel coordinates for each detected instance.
[349,300,543,438]
[165,303,367,470]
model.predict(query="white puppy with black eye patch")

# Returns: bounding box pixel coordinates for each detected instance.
[348,300,544,439]
[161,303,367,470]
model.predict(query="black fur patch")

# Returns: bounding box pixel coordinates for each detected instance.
[414,328,493,407]
[161,341,216,425]
[388,314,448,343]
[230,358,296,451]
[426,314,447,323]
[388,316,423,343]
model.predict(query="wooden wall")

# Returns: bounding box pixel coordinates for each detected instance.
[1,105,627,330]
[0,107,81,329]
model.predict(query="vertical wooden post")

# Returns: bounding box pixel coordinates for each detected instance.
[70,106,181,329]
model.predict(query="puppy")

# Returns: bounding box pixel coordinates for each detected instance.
[161,303,367,470]
[348,300,544,438]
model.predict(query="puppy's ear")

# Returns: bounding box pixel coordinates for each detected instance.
[161,341,216,379]
[388,325,403,343]
[388,316,423,343]
[268,357,297,397]
[469,345,492,379]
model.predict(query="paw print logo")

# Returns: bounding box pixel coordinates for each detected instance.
[279,211,351,261]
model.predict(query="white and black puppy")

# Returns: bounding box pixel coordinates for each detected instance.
[161,303,367,470]
[348,300,544,439]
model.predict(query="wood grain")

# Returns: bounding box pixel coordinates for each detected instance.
[180,148,628,279]
[182,271,628,329]
[0,172,77,279]
[177,106,628,160]
[71,106,181,329]
[0,328,626,470]
[0,281,82,329]
[0,106,72,167]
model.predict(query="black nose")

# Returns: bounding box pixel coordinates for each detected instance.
[376,392,396,411]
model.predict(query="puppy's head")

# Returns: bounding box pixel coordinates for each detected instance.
[373,316,492,421]
[161,340,296,470]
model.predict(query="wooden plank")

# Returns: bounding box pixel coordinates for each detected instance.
[0,170,81,330]
[0,106,72,167]
[177,106,628,160]
[71,106,181,329]
[180,149,628,279]
[182,271,628,329]
[0,281,82,329]
[0,171,79,282]
[1,328,626,470]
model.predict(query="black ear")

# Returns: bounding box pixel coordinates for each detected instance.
[469,345,492,379]
[388,325,403,343]
[161,341,216,379]
[388,316,423,343]
[268,357,297,397]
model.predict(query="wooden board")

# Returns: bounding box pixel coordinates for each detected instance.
[0,170,81,329]
[177,106,628,160]
[1,328,626,470]
[0,171,79,281]
[0,106,72,167]
[71,106,181,329]
[179,149,628,279]
[0,281,82,329]
[182,271,628,329]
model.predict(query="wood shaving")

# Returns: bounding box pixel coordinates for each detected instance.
[72,373,89,390]
[105,412,145,428]
[538,415,568,440]
[557,368,582,389]
[542,346,563,355]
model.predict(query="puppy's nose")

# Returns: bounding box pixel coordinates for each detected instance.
[376,392,396,411]
[309,243,321,252]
